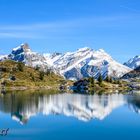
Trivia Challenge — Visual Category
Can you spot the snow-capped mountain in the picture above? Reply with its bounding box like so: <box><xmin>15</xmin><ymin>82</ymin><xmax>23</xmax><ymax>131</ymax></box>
<box><xmin>0</xmin><ymin>55</ymin><xmax>8</xmax><ymax>61</ymax></box>
<box><xmin>122</xmin><ymin>66</ymin><xmax>140</xmax><ymax>80</ymax></box>
<box><xmin>0</xmin><ymin>44</ymin><xmax>132</xmax><ymax>80</ymax></box>
<box><xmin>45</xmin><ymin>47</ymin><xmax>132</xmax><ymax>80</ymax></box>
<box><xmin>124</xmin><ymin>55</ymin><xmax>140</xmax><ymax>69</ymax></box>
<box><xmin>0</xmin><ymin>43</ymin><xmax>50</xmax><ymax>71</ymax></box>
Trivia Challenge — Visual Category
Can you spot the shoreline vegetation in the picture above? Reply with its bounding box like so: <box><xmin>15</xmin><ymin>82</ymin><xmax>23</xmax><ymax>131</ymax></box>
<box><xmin>72</xmin><ymin>77</ymin><xmax>132</xmax><ymax>94</ymax></box>
<box><xmin>0</xmin><ymin>60</ymin><xmax>139</xmax><ymax>94</ymax></box>
<box><xmin>0</xmin><ymin>60</ymin><xmax>71</xmax><ymax>91</ymax></box>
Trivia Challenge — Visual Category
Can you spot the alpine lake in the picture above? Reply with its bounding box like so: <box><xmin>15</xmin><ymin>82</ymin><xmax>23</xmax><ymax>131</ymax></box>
<box><xmin>0</xmin><ymin>89</ymin><xmax>140</xmax><ymax>140</ymax></box>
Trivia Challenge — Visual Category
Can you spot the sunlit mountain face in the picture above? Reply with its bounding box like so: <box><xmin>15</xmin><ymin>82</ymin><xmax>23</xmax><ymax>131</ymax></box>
<box><xmin>0</xmin><ymin>43</ymin><xmax>131</xmax><ymax>80</ymax></box>
<box><xmin>0</xmin><ymin>92</ymin><xmax>140</xmax><ymax>125</ymax></box>
<box><xmin>124</xmin><ymin>55</ymin><xmax>140</xmax><ymax>69</ymax></box>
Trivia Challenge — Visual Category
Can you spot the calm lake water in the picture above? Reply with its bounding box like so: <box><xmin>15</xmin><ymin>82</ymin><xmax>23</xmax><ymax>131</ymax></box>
<box><xmin>0</xmin><ymin>90</ymin><xmax>140</xmax><ymax>140</ymax></box>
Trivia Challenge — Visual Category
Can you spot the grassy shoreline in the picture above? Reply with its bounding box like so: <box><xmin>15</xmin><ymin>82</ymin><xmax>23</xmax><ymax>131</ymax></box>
<box><xmin>0</xmin><ymin>60</ymin><xmax>139</xmax><ymax>94</ymax></box>
<box><xmin>0</xmin><ymin>60</ymin><xmax>66</xmax><ymax>92</ymax></box>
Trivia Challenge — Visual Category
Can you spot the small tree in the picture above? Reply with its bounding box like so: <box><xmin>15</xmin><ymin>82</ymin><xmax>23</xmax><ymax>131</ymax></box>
<box><xmin>89</xmin><ymin>77</ymin><xmax>95</xmax><ymax>86</ymax></box>
<box><xmin>89</xmin><ymin>77</ymin><xmax>95</xmax><ymax>91</ymax></box>
<box><xmin>117</xmin><ymin>80</ymin><xmax>121</xmax><ymax>84</ymax></box>
<box><xmin>105</xmin><ymin>76</ymin><xmax>113</xmax><ymax>83</ymax></box>
<box><xmin>17</xmin><ymin>62</ymin><xmax>24</xmax><ymax>72</ymax></box>
<box><xmin>46</xmin><ymin>69</ymin><xmax>51</xmax><ymax>76</ymax></box>
<box><xmin>0</xmin><ymin>69</ymin><xmax>2</xmax><ymax>79</ymax></box>
<box><xmin>110</xmin><ymin>77</ymin><xmax>113</xmax><ymax>83</ymax></box>
<box><xmin>105</xmin><ymin>75</ymin><xmax>110</xmax><ymax>82</ymax></box>
<box><xmin>114</xmin><ymin>79</ymin><xmax>121</xmax><ymax>85</ymax></box>
<box><xmin>35</xmin><ymin>65</ymin><xmax>40</xmax><ymax>71</ymax></box>
<box><xmin>30</xmin><ymin>73</ymin><xmax>35</xmax><ymax>81</ymax></box>
<box><xmin>98</xmin><ymin>74</ymin><xmax>103</xmax><ymax>86</ymax></box>
<box><xmin>39</xmin><ymin>71</ymin><xmax>45</xmax><ymax>80</ymax></box>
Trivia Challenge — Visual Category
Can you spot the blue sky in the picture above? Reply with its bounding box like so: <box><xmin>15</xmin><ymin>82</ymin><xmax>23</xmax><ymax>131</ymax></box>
<box><xmin>0</xmin><ymin>0</ymin><xmax>140</xmax><ymax>63</ymax></box>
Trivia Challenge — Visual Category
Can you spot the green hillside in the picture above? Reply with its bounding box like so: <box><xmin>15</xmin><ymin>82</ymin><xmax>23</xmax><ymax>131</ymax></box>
<box><xmin>0</xmin><ymin>60</ymin><xmax>66</xmax><ymax>90</ymax></box>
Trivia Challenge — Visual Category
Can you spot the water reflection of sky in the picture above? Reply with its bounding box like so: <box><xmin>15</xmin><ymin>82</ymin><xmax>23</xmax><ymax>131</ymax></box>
<box><xmin>0</xmin><ymin>93</ymin><xmax>128</xmax><ymax>124</ymax></box>
<box><xmin>0</xmin><ymin>92</ymin><xmax>140</xmax><ymax>140</ymax></box>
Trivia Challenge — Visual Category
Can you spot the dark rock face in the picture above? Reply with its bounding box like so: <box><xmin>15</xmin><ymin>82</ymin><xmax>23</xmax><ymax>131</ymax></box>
<box><xmin>73</xmin><ymin>79</ymin><xmax>89</xmax><ymax>91</ymax></box>
<box><xmin>64</xmin><ymin>68</ymin><xmax>83</xmax><ymax>80</ymax></box>
<box><xmin>1</xmin><ymin>43</ymin><xmax>50</xmax><ymax>72</ymax></box>
<box><xmin>9</xmin><ymin>43</ymin><xmax>31</xmax><ymax>62</ymax></box>
<box><xmin>9</xmin><ymin>53</ymin><xmax>25</xmax><ymax>62</ymax></box>
<box><xmin>122</xmin><ymin>66</ymin><xmax>140</xmax><ymax>79</ymax></box>
<box><xmin>135</xmin><ymin>66</ymin><xmax>140</xmax><ymax>71</ymax></box>
<box><xmin>124</xmin><ymin>55</ymin><xmax>140</xmax><ymax>69</ymax></box>
<box><xmin>12</xmin><ymin>43</ymin><xmax>30</xmax><ymax>54</ymax></box>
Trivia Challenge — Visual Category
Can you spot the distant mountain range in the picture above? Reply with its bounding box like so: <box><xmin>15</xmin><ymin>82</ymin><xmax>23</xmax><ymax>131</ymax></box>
<box><xmin>124</xmin><ymin>55</ymin><xmax>140</xmax><ymax>69</ymax></box>
<box><xmin>123</xmin><ymin>56</ymin><xmax>140</xmax><ymax>80</ymax></box>
<box><xmin>1</xmin><ymin>43</ymin><xmax>140</xmax><ymax>80</ymax></box>
<box><xmin>122</xmin><ymin>66</ymin><xmax>140</xmax><ymax>79</ymax></box>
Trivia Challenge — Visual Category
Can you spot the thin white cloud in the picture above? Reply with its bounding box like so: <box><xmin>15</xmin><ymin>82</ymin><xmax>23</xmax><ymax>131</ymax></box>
<box><xmin>0</xmin><ymin>15</ymin><xmax>135</xmax><ymax>39</ymax></box>
<box><xmin>0</xmin><ymin>32</ymin><xmax>43</xmax><ymax>39</ymax></box>
<box><xmin>0</xmin><ymin>15</ymin><xmax>132</xmax><ymax>30</ymax></box>
<box><xmin>120</xmin><ymin>5</ymin><xmax>140</xmax><ymax>13</ymax></box>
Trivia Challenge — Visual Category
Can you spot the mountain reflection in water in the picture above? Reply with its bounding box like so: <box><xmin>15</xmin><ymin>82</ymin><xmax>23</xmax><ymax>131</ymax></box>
<box><xmin>0</xmin><ymin>92</ymin><xmax>140</xmax><ymax>125</ymax></box>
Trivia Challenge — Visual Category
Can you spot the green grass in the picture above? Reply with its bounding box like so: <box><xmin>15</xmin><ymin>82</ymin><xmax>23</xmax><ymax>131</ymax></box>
<box><xmin>74</xmin><ymin>78</ymin><xmax>131</xmax><ymax>94</ymax></box>
<box><xmin>0</xmin><ymin>60</ymin><xmax>65</xmax><ymax>90</ymax></box>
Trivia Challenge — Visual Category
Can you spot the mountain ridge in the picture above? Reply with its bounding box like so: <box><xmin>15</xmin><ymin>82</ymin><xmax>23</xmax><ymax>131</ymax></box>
<box><xmin>44</xmin><ymin>46</ymin><xmax>131</xmax><ymax>80</ymax></box>
<box><xmin>124</xmin><ymin>55</ymin><xmax>140</xmax><ymax>69</ymax></box>
<box><xmin>0</xmin><ymin>43</ymin><xmax>132</xmax><ymax>80</ymax></box>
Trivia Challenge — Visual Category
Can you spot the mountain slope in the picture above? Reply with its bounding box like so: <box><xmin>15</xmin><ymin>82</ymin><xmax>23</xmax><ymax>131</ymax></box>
<box><xmin>124</xmin><ymin>55</ymin><xmax>140</xmax><ymax>69</ymax></box>
<box><xmin>0</xmin><ymin>43</ymin><xmax>50</xmax><ymax>71</ymax></box>
<box><xmin>0</xmin><ymin>60</ymin><xmax>64</xmax><ymax>89</ymax></box>
<box><xmin>122</xmin><ymin>66</ymin><xmax>140</xmax><ymax>79</ymax></box>
<box><xmin>0</xmin><ymin>55</ymin><xmax>8</xmax><ymax>61</ymax></box>
<box><xmin>0</xmin><ymin>44</ymin><xmax>132</xmax><ymax>80</ymax></box>
<box><xmin>45</xmin><ymin>47</ymin><xmax>132</xmax><ymax>80</ymax></box>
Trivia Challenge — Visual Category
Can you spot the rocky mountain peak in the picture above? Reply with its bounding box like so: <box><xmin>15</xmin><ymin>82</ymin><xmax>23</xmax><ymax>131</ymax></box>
<box><xmin>77</xmin><ymin>47</ymin><xmax>91</xmax><ymax>52</ymax></box>
<box><xmin>0</xmin><ymin>44</ymin><xmax>132</xmax><ymax>80</ymax></box>
<box><xmin>44</xmin><ymin>47</ymin><xmax>131</xmax><ymax>80</ymax></box>
<box><xmin>124</xmin><ymin>55</ymin><xmax>140</xmax><ymax>69</ymax></box>
<box><xmin>12</xmin><ymin>43</ymin><xmax>31</xmax><ymax>55</ymax></box>
<box><xmin>21</xmin><ymin>43</ymin><xmax>31</xmax><ymax>53</ymax></box>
